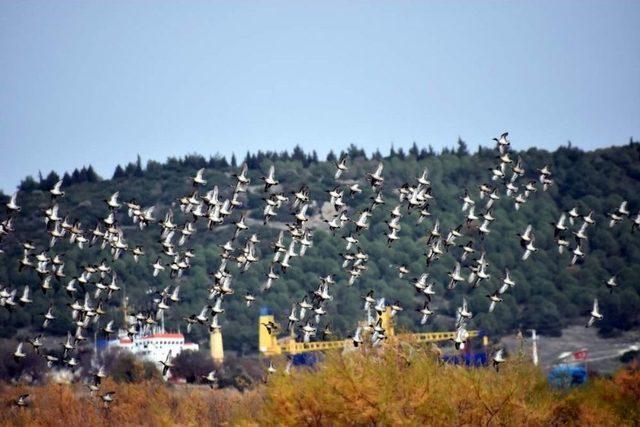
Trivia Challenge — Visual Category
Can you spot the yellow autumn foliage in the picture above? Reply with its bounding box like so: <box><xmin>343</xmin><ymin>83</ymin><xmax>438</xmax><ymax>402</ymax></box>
<box><xmin>242</xmin><ymin>341</ymin><xmax>640</xmax><ymax>426</ymax></box>
<box><xmin>1</xmin><ymin>342</ymin><xmax>639</xmax><ymax>426</ymax></box>
<box><xmin>0</xmin><ymin>380</ymin><xmax>260</xmax><ymax>427</ymax></box>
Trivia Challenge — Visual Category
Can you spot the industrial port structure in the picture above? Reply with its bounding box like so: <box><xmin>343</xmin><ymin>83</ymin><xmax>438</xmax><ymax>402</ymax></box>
<box><xmin>209</xmin><ymin>307</ymin><xmax>484</xmax><ymax>362</ymax></box>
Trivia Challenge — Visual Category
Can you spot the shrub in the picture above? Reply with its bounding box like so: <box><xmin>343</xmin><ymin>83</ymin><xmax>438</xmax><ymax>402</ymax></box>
<box><xmin>102</xmin><ymin>349</ymin><xmax>160</xmax><ymax>383</ymax></box>
<box><xmin>171</xmin><ymin>350</ymin><xmax>215</xmax><ymax>384</ymax></box>
<box><xmin>0</xmin><ymin>341</ymin><xmax>48</xmax><ymax>384</ymax></box>
<box><xmin>239</xmin><ymin>340</ymin><xmax>633</xmax><ymax>425</ymax></box>
<box><xmin>0</xmin><ymin>343</ymin><xmax>639</xmax><ymax>425</ymax></box>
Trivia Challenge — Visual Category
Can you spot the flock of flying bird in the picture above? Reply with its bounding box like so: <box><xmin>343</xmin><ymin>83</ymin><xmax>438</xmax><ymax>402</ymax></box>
<box><xmin>1</xmin><ymin>131</ymin><xmax>639</xmax><ymax>407</ymax></box>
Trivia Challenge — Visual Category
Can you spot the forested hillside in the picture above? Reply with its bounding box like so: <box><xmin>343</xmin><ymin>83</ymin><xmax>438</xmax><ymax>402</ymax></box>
<box><xmin>1</xmin><ymin>140</ymin><xmax>639</xmax><ymax>353</ymax></box>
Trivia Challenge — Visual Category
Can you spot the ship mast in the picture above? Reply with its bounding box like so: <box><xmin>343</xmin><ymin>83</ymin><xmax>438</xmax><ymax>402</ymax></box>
<box><xmin>121</xmin><ymin>282</ymin><xmax>128</xmax><ymax>325</ymax></box>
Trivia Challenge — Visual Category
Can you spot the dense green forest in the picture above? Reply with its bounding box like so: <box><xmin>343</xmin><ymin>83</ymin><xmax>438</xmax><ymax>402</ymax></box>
<box><xmin>1</xmin><ymin>140</ymin><xmax>639</xmax><ymax>354</ymax></box>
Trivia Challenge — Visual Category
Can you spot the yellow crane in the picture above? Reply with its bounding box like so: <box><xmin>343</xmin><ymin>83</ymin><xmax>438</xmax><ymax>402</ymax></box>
<box><xmin>210</xmin><ymin>307</ymin><xmax>486</xmax><ymax>362</ymax></box>
<box><xmin>258</xmin><ymin>307</ymin><xmax>483</xmax><ymax>356</ymax></box>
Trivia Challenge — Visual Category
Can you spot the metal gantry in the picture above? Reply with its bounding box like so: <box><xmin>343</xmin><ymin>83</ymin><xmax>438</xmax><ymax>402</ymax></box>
<box><xmin>257</xmin><ymin>307</ymin><xmax>481</xmax><ymax>357</ymax></box>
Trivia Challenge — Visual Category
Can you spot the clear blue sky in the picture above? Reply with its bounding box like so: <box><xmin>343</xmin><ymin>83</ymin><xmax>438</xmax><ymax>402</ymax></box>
<box><xmin>1</xmin><ymin>1</ymin><xmax>639</xmax><ymax>192</ymax></box>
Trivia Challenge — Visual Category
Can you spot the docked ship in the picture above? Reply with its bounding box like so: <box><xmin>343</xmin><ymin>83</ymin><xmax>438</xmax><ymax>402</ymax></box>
<box><xmin>106</xmin><ymin>297</ymin><xmax>199</xmax><ymax>366</ymax></box>
<box><xmin>108</xmin><ymin>325</ymin><xmax>199</xmax><ymax>366</ymax></box>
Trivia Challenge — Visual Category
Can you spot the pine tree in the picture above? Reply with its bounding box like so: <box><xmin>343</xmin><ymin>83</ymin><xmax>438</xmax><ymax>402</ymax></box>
<box><xmin>71</xmin><ymin>168</ymin><xmax>82</xmax><ymax>183</ymax></box>
<box><xmin>134</xmin><ymin>155</ymin><xmax>144</xmax><ymax>177</ymax></box>
<box><xmin>86</xmin><ymin>165</ymin><xmax>101</xmax><ymax>182</ymax></box>
<box><xmin>409</xmin><ymin>142</ymin><xmax>419</xmax><ymax>158</ymax></box>
<box><xmin>347</xmin><ymin>144</ymin><xmax>366</xmax><ymax>160</ymax></box>
<box><xmin>292</xmin><ymin>145</ymin><xmax>305</xmax><ymax>162</ymax></box>
<box><xmin>19</xmin><ymin>175</ymin><xmax>39</xmax><ymax>192</ymax></box>
<box><xmin>40</xmin><ymin>171</ymin><xmax>60</xmax><ymax>191</ymax></box>
<box><xmin>113</xmin><ymin>165</ymin><xmax>126</xmax><ymax>179</ymax></box>
<box><xmin>388</xmin><ymin>144</ymin><xmax>396</xmax><ymax>159</ymax></box>
<box><xmin>456</xmin><ymin>137</ymin><xmax>469</xmax><ymax>156</ymax></box>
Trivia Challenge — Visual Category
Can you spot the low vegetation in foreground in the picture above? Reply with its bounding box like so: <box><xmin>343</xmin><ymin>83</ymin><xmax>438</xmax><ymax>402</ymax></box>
<box><xmin>1</xmin><ymin>342</ymin><xmax>639</xmax><ymax>426</ymax></box>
